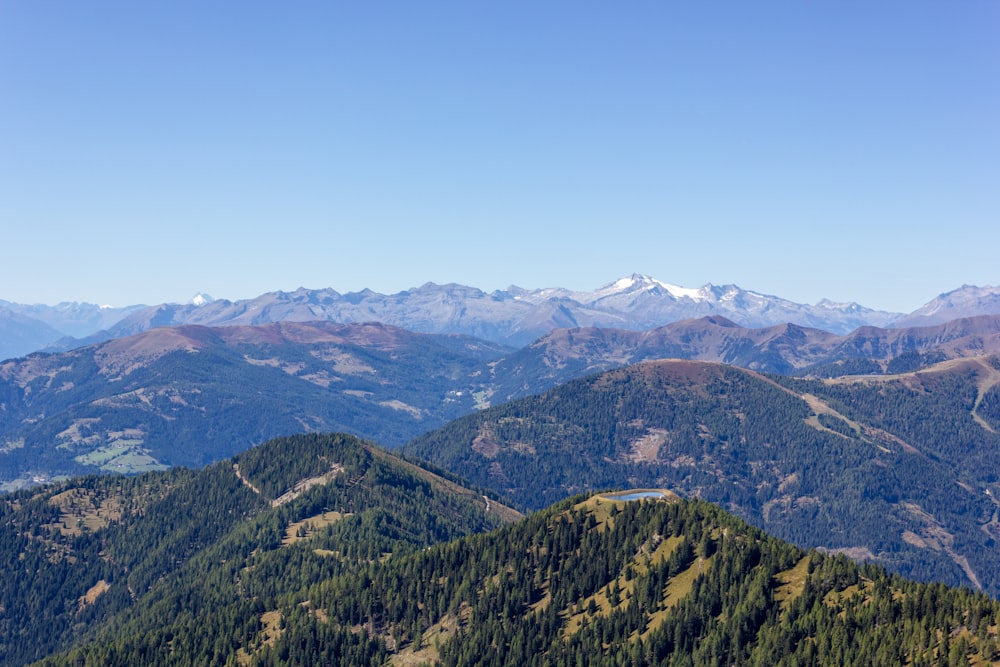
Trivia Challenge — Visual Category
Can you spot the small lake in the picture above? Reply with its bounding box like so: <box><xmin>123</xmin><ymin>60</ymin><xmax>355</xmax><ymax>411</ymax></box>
<box><xmin>604</xmin><ymin>491</ymin><xmax>668</xmax><ymax>501</ymax></box>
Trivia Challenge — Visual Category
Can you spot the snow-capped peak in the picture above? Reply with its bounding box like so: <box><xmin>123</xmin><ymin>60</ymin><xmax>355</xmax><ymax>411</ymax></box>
<box><xmin>597</xmin><ymin>274</ymin><xmax>707</xmax><ymax>302</ymax></box>
<box><xmin>189</xmin><ymin>293</ymin><xmax>214</xmax><ymax>307</ymax></box>
<box><xmin>816</xmin><ymin>299</ymin><xmax>863</xmax><ymax>313</ymax></box>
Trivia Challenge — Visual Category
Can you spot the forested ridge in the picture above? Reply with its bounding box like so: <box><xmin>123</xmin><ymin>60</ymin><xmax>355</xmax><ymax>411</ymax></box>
<box><xmin>0</xmin><ymin>433</ymin><xmax>516</xmax><ymax>666</ymax></box>
<box><xmin>405</xmin><ymin>357</ymin><xmax>1000</xmax><ymax>596</ymax></box>
<box><xmin>36</xmin><ymin>491</ymin><xmax>1000</xmax><ymax>666</ymax></box>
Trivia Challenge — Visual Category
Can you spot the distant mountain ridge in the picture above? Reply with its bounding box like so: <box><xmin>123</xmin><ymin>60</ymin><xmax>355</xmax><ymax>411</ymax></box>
<box><xmin>487</xmin><ymin>313</ymin><xmax>1000</xmax><ymax>400</ymax></box>
<box><xmin>0</xmin><ymin>300</ymin><xmax>143</xmax><ymax>360</ymax></box>
<box><xmin>84</xmin><ymin>274</ymin><xmax>905</xmax><ymax>348</ymax></box>
<box><xmin>5</xmin><ymin>314</ymin><xmax>1000</xmax><ymax>490</ymax></box>
<box><xmin>893</xmin><ymin>284</ymin><xmax>1000</xmax><ymax>328</ymax></box>
<box><xmin>7</xmin><ymin>277</ymin><xmax>999</xmax><ymax>359</ymax></box>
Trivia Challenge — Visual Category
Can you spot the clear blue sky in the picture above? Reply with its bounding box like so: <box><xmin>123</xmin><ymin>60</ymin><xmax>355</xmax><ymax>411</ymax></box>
<box><xmin>1</xmin><ymin>2</ymin><xmax>996</xmax><ymax>312</ymax></box>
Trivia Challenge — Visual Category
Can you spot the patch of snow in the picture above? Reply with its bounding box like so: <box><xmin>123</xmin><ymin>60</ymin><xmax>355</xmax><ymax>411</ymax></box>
<box><xmin>719</xmin><ymin>288</ymin><xmax>740</xmax><ymax>302</ymax></box>
<box><xmin>816</xmin><ymin>299</ymin><xmax>862</xmax><ymax>312</ymax></box>
<box><xmin>660</xmin><ymin>282</ymin><xmax>705</xmax><ymax>301</ymax></box>
<box><xmin>611</xmin><ymin>276</ymin><xmax>639</xmax><ymax>291</ymax></box>
<box><xmin>592</xmin><ymin>274</ymin><xmax>708</xmax><ymax>302</ymax></box>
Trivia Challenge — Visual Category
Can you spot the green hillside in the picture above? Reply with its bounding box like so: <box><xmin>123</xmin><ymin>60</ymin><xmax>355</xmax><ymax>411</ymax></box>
<box><xmin>38</xmin><ymin>490</ymin><xmax>1000</xmax><ymax>666</ymax></box>
<box><xmin>0</xmin><ymin>433</ymin><xmax>518</xmax><ymax>666</ymax></box>
<box><xmin>405</xmin><ymin>357</ymin><xmax>1000</xmax><ymax>597</ymax></box>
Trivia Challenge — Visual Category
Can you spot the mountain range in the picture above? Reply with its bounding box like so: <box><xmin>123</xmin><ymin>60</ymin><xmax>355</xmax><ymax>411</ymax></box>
<box><xmin>4</xmin><ymin>277</ymin><xmax>1000</xmax><ymax>360</ymax></box>
<box><xmin>0</xmin><ymin>321</ymin><xmax>510</xmax><ymax>489</ymax></box>
<box><xmin>486</xmin><ymin>313</ymin><xmax>1000</xmax><ymax>399</ymax></box>
<box><xmin>5</xmin><ymin>314</ymin><xmax>1000</xmax><ymax>491</ymax></box>
<box><xmin>0</xmin><ymin>300</ymin><xmax>142</xmax><ymax>360</ymax></box>
<box><xmin>5</xmin><ymin>311</ymin><xmax>1000</xmax><ymax>596</ymax></box>
<box><xmin>5</xmin><ymin>278</ymin><xmax>1000</xmax><ymax>664</ymax></box>
<box><xmin>0</xmin><ymin>316</ymin><xmax>1000</xmax><ymax>489</ymax></box>
<box><xmin>4</xmin><ymin>433</ymin><xmax>999</xmax><ymax>666</ymax></box>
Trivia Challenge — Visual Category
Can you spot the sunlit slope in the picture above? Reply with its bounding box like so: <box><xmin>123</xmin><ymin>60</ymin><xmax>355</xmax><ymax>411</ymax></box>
<box><xmin>0</xmin><ymin>433</ymin><xmax>519</xmax><ymax>666</ymax></box>
<box><xmin>48</xmin><ymin>492</ymin><xmax>1000</xmax><ymax>666</ymax></box>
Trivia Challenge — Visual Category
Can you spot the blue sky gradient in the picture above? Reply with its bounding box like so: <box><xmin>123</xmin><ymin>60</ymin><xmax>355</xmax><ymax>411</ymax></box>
<box><xmin>1</xmin><ymin>2</ymin><xmax>996</xmax><ymax>312</ymax></box>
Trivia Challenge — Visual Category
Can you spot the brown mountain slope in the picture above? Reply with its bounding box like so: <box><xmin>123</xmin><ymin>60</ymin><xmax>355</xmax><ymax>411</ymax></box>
<box><xmin>487</xmin><ymin>314</ymin><xmax>1000</xmax><ymax>403</ymax></box>
<box><xmin>0</xmin><ymin>322</ymin><xmax>510</xmax><ymax>488</ymax></box>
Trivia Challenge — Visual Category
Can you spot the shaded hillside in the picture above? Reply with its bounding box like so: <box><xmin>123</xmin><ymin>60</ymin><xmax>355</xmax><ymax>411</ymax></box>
<box><xmin>0</xmin><ymin>321</ymin><xmax>509</xmax><ymax>488</ymax></box>
<box><xmin>406</xmin><ymin>358</ymin><xmax>1000</xmax><ymax>596</ymax></box>
<box><xmin>38</xmin><ymin>492</ymin><xmax>1000</xmax><ymax>666</ymax></box>
<box><xmin>0</xmin><ymin>433</ymin><xmax>518</xmax><ymax>666</ymax></box>
<box><xmin>0</xmin><ymin>306</ymin><xmax>64</xmax><ymax>362</ymax></box>
<box><xmin>0</xmin><ymin>301</ymin><xmax>141</xmax><ymax>361</ymax></box>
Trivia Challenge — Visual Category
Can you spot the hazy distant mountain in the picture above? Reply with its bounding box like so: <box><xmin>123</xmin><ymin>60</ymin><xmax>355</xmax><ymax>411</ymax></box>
<box><xmin>0</xmin><ymin>300</ymin><xmax>144</xmax><ymax>359</ymax></box>
<box><xmin>891</xmin><ymin>284</ymin><xmax>1000</xmax><ymax>328</ymax></box>
<box><xmin>0</xmin><ymin>300</ymin><xmax>142</xmax><ymax>338</ymax></box>
<box><xmin>0</xmin><ymin>306</ymin><xmax>64</xmax><ymax>361</ymax></box>
<box><xmin>13</xmin><ymin>277</ymin><xmax>1000</xmax><ymax>359</ymax></box>
<box><xmin>36</xmin><ymin>274</ymin><xmax>901</xmax><ymax>351</ymax></box>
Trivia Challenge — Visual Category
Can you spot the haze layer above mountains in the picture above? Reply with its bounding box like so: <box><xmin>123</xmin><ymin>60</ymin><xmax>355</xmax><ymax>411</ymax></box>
<box><xmin>3</xmin><ymin>275</ymin><xmax>999</xmax><ymax>361</ymax></box>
